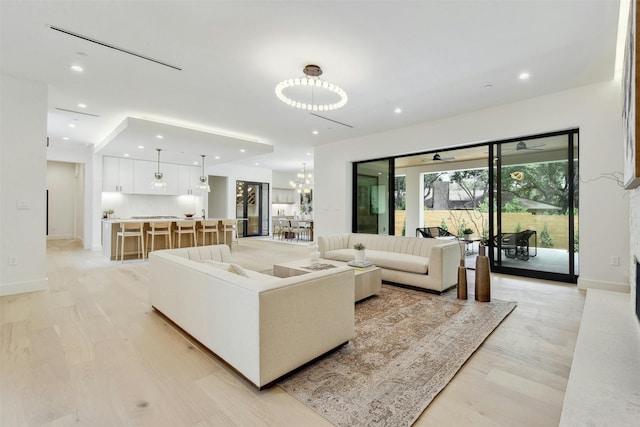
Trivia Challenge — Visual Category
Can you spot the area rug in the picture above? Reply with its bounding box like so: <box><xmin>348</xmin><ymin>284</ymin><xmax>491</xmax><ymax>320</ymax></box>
<box><xmin>278</xmin><ymin>285</ymin><xmax>516</xmax><ymax>427</ymax></box>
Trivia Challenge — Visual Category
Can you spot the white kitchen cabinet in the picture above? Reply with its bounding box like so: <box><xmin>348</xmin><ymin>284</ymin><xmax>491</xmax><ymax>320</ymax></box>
<box><xmin>134</xmin><ymin>159</ymin><xmax>179</xmax><ymax>195</ymax></box>
<box><xmin>178</xmin><ymin>165</ymin><xmax>201</xmax><ymax>195</ymax></box>
<box><xmin>102</xmin><ymin>156</ymin><xmax>134</xmax><ymax>193</ymax></box>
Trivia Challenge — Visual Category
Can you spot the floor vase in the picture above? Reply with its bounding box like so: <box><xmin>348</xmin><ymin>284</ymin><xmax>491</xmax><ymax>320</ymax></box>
<box><xmin>475</xmin><ymin>245</ymin><xmax>491</xmax><ymax>302</ymax></box>
<box><xmin>457</xmin><ymin>260</ymin><xmax>467</xmax><ymax>300</ymax></box>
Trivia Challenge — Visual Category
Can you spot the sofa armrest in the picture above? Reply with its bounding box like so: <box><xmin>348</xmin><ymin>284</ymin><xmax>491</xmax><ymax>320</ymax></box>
<box><xmin>427</xmin><ymin>241</ymin><xmax>462</xmax><ymax>290</ymax></box>
<box><xmin>318</xmin><ymin>233</ymin><xmax>351</xmax><ymax>257</ymax></box>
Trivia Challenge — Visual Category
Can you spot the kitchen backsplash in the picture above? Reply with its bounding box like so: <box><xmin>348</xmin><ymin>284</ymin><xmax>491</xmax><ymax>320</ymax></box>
<box><xmin>102</xmin><ymin>192</ymin><xmax>203</xmax><ymax>219</ymax></box>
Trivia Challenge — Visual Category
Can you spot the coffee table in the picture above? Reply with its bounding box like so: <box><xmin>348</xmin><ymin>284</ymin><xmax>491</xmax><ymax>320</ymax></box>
<box><xmin>273</xmin><ymin>258</ymin><xmax>382</xmax><ymax>302</ymax></box>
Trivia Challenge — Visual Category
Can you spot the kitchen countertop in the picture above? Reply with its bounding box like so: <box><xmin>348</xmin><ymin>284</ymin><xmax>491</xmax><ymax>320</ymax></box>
<box><xmin>102</xmin><ymin>217</ymin><xmax>204</xmax><ymax>223</ymax></box>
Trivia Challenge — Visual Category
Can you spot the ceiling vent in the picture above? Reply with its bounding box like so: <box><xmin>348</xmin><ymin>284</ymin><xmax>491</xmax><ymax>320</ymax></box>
<box><xmin>49</xmin><ymin>25</ymin><xmax>182</xmax><ymax>71</ymax></box>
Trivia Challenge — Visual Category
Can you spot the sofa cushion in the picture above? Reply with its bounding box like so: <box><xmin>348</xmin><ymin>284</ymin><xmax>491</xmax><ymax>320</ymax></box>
<box><xmin>323</xmin><ymin>249</ymin><xmax>428</xmax><ymax>274</ymax></box>
<box><xmin>365</xmin><ymin>250</ymin><xmax>428</xmax><ymax>274</ymax></box>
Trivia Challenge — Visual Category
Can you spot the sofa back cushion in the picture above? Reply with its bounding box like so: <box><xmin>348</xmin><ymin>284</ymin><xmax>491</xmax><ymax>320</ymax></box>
<box><xmin>347</xmin><ymin>233</ymin><xmax>438</xmax><ymax>257</ymax></box>
<box><xmin>160</xmin><ymin>244</ymin><xmax>232</xmax><ymax>262</ymax></box>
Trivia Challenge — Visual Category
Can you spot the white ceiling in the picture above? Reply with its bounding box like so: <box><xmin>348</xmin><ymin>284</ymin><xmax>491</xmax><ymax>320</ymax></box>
<box><xmin>0</xmin><ymin>1</ymin><xmax>622</xmax><ymax>174</ymax></box>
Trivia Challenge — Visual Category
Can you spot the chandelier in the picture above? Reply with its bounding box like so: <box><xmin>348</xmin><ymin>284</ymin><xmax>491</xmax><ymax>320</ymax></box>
<box><xmin>290</xmin><ymin>163</ymin><xmax>313</xmax><ymax>194</ymax></box>
<box><xmin>275</xmin><ymin>64</ymin><xmax>348</xmax><ymax>111</ymax></box>
<box><xmin>151</xmin><ymin>148</ymin><xmax>167</xmax><ymax>190</ymax></box>
<box><xmin>195</xmin><ymin>154</ymin><xmax>210</xmax><ymax>192</ymax></box>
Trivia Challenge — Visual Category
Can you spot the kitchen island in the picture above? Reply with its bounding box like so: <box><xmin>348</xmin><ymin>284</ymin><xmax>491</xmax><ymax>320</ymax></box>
<box><xmin>102</xmin><ymin>217</ymin><xmax>239</xmax><ymax>260</ymax></box>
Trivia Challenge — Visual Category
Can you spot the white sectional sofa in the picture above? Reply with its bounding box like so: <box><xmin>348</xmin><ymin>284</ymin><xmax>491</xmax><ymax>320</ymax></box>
<box><xmin>148</xmin><ymin>245</ymin><xmax>355</xmax><ymax>389</ymax></box>
<box><xmin>318</xmin><ymin>233</ymin><xmax>461</xmax><ymax>293</ymax></box>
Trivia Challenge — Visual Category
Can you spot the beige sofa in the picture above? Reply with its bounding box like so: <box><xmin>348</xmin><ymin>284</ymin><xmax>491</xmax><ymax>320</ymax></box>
<box><xmin>318</xmin><ymin>233</ymin><xmax>461</xmax><ymax>293</ymax></box>
<box><xmin>148</xmin><ymin>245</ymin><xmax>355</xmax><ymax>389</ymax></box>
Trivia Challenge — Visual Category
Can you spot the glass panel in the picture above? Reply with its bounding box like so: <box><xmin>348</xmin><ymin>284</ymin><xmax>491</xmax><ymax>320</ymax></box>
<box><xmin>354</xmin><ymin>160</ymin><xmax>390</xmax><ymax>234</ymax></box>
<box><xmin>245</xmin><ymin>183</ymin><xmax>260</xmax><ymax>236</ymax></box>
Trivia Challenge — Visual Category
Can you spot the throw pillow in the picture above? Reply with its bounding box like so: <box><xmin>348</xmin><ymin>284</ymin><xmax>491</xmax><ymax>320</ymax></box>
<box><xmin>228</xmin><ymin>263</ymin><xmax>250</xmax><ymax>277</ymax></box>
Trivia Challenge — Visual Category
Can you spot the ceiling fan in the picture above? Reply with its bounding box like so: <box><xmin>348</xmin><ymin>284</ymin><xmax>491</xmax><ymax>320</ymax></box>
<box><xmin>514</xmin><ymin>141</ymin><xmax>545</xmax><ymax>151</ymax></box>
<box><xmin>431</xmin><ymin>152</ymin><xmax>455</xmax><ymax>162</ymax></box>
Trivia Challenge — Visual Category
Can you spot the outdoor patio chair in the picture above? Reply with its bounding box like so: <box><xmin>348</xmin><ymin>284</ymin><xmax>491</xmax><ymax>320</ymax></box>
<box><xmin>415</xmin><ymin>226</ymin><xmax>455</xmax><ymax>238</ymax></box>
<box><xmin>495</xmin><ymin>229</ymin><xmax>537</xmax><ymax>261</ymax></box>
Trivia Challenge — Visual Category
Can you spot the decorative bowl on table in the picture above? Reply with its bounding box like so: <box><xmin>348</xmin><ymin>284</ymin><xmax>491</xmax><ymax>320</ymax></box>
<box><xmin>184</xmin><ymin>213</ymin><xmax>195</xmax><ymax>219</ymax></box>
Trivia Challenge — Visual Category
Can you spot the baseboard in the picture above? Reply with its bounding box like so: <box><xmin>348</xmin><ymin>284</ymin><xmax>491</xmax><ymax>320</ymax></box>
<box><xmin>46</xmin><ymin>234</ymin><xmax>74</xmax><ymax>240</ymax></box>
<box><xmin>577</xmin><ymin>278</ymin><xmax>630</xmax><ymax>293</ymax></box>
<box><xmin>0</xmin><ymin>277</ymin><xmax>48</xmax><ymax>296</ymax></box>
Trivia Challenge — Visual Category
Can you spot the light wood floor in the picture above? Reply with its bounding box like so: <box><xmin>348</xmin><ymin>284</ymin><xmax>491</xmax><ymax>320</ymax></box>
<box><xmin>1</xmin><ymin>238</ymin><xmax>585</xmax><ymax>426</ymax></box>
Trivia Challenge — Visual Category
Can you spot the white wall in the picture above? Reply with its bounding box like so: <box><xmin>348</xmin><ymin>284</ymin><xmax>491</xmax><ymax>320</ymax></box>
<box><xmin>315</xmin><ymin>80</ymin><xmax>629</xmax><ymax>291</ymax></box>
<box><xmin>0</xmin><ymin>74</ymin><xmax>48</xmax><ymax>296</ymax></box>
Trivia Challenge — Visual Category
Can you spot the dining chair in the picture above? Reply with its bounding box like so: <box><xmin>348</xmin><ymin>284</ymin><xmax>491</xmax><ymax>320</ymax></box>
<box><xmin>174</xmin><ymin>220</ymin><xmax>197</xmax><ymax>248</ymax></box>
<box><xmin>272</xmin><ymin>218</ymin><xmax>284</xmax><ymax>240</ymax></box>
<box><xmin>289</xmin><ymin>219</ymin><xmax>308</xmax><ymax>242</ymax></box>
<box><xmin>145</xmin><ymin>221</ymin><xmax>172</xmax><ymax>257</ymax></box>
<box><xmin>115</xmin><ymin>222</ymin><xmax>145</xmax><ymax>262</ymax></box>
<box><xmin>279</xmin><ymin>218</ymin><xmax>292</xmax><ymax>240</ymax></box>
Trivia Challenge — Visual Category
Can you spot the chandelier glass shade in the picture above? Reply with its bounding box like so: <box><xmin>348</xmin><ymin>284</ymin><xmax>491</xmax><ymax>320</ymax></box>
<box><xmin>151</xmin><ymin>148</ymin><xmax>167</xmax><ymax>190</ymax></box>
<box><xmin>195</xmin><ymin>154</ymin><xmax>210</xmax><ymax>192</ymax></box>
<box><xmin>275</xmin><ymin>64</ymin><xmax>347</xmax><ymax>111</ymax></box>
<box><xmin>290</xmin><ymin>163</ymin><xmax>313</xmax><ymax>194</ymax></box>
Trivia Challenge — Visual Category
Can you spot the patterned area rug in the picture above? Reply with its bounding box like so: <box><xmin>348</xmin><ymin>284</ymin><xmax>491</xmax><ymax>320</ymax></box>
<box><xmin>278</xmin><ymin>285</ymin><xmax>516</xmax><ymax>427</ymax></box>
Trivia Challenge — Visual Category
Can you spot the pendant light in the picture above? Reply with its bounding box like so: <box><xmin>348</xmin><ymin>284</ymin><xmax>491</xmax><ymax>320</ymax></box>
<box><xmin>289</xmin><ymin>162</ymin><xmax>313</xmax><ymax>194</ymax></box>
<box><xmin>151</xmin><ymin>148</ymin><xmax>167</xmax><ymax>190</ymax></box>
<box><xmin>195</xmin><ymin>154</ymin><xmax>210</xmax><ymax>192</ymax></box>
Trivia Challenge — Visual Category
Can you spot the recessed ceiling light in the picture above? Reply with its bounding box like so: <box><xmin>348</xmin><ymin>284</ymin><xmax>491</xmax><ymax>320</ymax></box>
<box><xmin>214</xmin><ymin>156</ymin><xmax>220</xmax><ymax>159</ymax></box>
<box><xmin>519</xmin><ymin>72</ymin><xmax>530</xmax><ymax>80</ymax></box>
<box><xmin>193</xmin><ymin>161</ymin><xmax>198</xmax><ymax>165</ymax></box>
<box><xmin>156</xmin><ymin>134</ymin><xmax>163</xmax><ymax>139</ymax></box>
<box><xmin>124</xmin><ymin>153</ymin><xmax>130</xmax><ymax>157</ymax></box>
<box><xmin>394</xmin><ymin>107</ymin><xmax>402</xmax><ymax>114</ymax></box>
<box><xmin>68</xmin><ymin>123</ymin><xmax>76</xmax><ymax>128</ymax></box>
<box><xmin>70</xmin><ymin>65</ymin><xmax>84</xmax><ymax>72</ymax></box>
<box><xmin>307</xmin><ymin>152</ymin><xmax>311</xmax><ymax>156</ymax></box>
<box><xmin>77</xmin><ymin>103</ymin><xmax>87</xmax><ymax>108</ymax></box>
<box><xmin>255</xmin><ymin>162</ymin><xmax>259</xmax><ymax>166</ymax></box>
<box><xmin>138</xmin><ymin>145</ymin><xmax>144</xmax><ymax>149</ymax></box>
<box><xmin>62</xmin><ymin>137</ymin><xmax>69</xmax><ymax>140</ymax></box>
<box><xmin>312</xmin><ymin>130</ymin><xmax>319</xmax><ymax>135</ymax></box>
<box><xmin>240</xmin><ymin>149</ymin><xmax>246</xmax><ymax>153</ymax></box>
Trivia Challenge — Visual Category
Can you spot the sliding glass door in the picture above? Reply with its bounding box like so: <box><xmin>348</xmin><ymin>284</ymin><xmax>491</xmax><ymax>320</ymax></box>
<box><xmin>352</xmin><ymin>128</ymin><xmax>579</xmax><ymax>283</ymax></box>
<box><xmin>491</xmin><ymin>130</ymin><xmax>579</xmax><ymax>282</ymax></box>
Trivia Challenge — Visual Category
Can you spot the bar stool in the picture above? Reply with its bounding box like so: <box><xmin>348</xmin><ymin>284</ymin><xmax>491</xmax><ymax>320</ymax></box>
<box><xmin>174</xmin><ymin>220</ymin><xmax>197</xmax><ymax>248</ymax></box>
<box><xmin>198</xmin><ymin>220</ymin><xmax>219</xmax><ymax>246</ymax></box>
<box><xmin>115</xmin><ymin>222</ymin><xmax>145</xmax><ymax>262</ymax></box>
<box><xmin>146</xmin><ymin>221</ymin><xmax>172</xmax><ymax>257</ymax></box>
<box><xmin>220</xmin><ymin>219</ymin><xmax>239</xmax><ymax>251</ymax></box>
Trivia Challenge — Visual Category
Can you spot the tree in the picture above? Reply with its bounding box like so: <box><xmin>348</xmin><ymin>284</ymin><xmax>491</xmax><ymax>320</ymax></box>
<box><xmin>449</xmin><ymin>170</ymin><xmax>489</xmax><ymax>209</ymax></box>
<box><xmin>501</xmin><ymin>162</ymin><xmax>571</xmax><ymax>214</ymax></box>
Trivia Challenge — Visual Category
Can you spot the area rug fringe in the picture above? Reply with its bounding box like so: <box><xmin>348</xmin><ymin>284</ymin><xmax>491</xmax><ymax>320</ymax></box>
<box><xmin>278</xmin><ymin>285</ymin><xmax>516</xmax><ymax>427</ymax></box>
